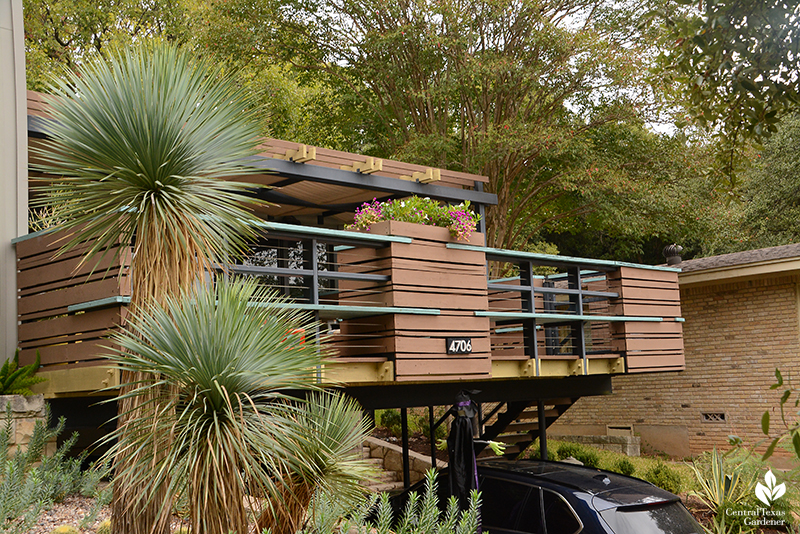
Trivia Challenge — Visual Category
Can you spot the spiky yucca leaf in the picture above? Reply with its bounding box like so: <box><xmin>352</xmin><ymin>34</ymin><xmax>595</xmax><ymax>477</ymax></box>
<box><xmin>256</xmin><ymin>391</ymin><xmax>376</xmax><ymax>534</ymax></box>
<box><xmin>31</xmin><ymin>43</ymin><xmax>266</xmax><ymax>309</ymax></box>
<box><xmin>101</xmin><ymin>278</ymin><xmax>346</xmax><ymax>534</ymax></box>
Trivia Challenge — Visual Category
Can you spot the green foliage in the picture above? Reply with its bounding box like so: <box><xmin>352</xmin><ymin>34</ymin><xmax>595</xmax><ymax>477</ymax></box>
<box><xmin>379</xmin><ymin>409</ymin><xmax>403</xmax><ymax>438</ymax></box>
<box><xmin>49</xmin><ymin>527</ymin><xmax>80</xmax><ymax>534</ymax></box>
<box><xmin>643</xmin><ymin>460</ymin><xmax>682</xmax><ymax>494</ymax></box>
<box><xmin>688</xmin><ymin>449</ymin><xmax>757</xmax><ymax>512</ymax></box>
<box><xmin>416</xmin><ymin>410</ymin><xmax>447</xmax><ymax>442</ymax></box>
<box><xmin>23</xmin><ymin>0</ymin><xmax>189</xmax><ymax>91</ymax></box>
<box><xmin>102</xmin><ymin>278</ymin><xmax>373</xmax><ymax>534</ymax></box>
<box><xmin>702</xmin><ymin>505</ymin><xmax>757</xmax><ymax>534</ymax></box>
<box><xmin>610</xmin><ymin>458</ymin><xmax>636</xmax><ymax>477</ymax></box>
<box><xmin>213</xmin><ymin>0</ymin><xmax>669</xmax><ymax>253</ymax></box>
<box><xmin>736</xmin><ymin>115</ymin><xmax>800</xmax><ymax>249</ymax></box>
<box><xmin>0</xmin><ymin>350</ymin><xmax>46</xmax><ymax>396</ymax></box>
<box><xmin>31</xmin><ymin>43</ymin><xmax>267</xmax><ymax>311</ymax></box>
<box><xmin>0</xmin><ymin>404</ymin><xmax>98</xmax><ymax>534</ymax></box>
<box><xmin>301</xmin><ymin>470</ymin><xmax>482</xmax><ymax>534</ymax></box>
<box><xmin>759</xmin><ymin>368</ymin><xmax>800</xmax><ymax>461</ymax></box>
<box><xmin>555</xmin><ymin>443</ymin><xmax>600</xmax><ymax>468</ymax></box>
<box><xmin>95</xmin><ymin>520</ymin><xmax>111</xmax><ymax>534</ymax></box>
<box><xmin>654</xmin><ymin>0</ymin><xmax>800</xmax><ymax>188</ymax></box>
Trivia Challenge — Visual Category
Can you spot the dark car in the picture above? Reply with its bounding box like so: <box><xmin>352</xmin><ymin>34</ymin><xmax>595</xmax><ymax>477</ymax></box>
<box><xmin>393</xmin><ymin>460</ymin><xmax>703</xmax><ymax>534</ymax></box>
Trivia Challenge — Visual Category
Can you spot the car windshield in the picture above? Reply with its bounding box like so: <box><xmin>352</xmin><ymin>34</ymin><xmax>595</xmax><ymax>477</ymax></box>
<box><xmin>599</xmin><ymin>502</ymin><xmax>704</xmax><ymax>534</ymax></box>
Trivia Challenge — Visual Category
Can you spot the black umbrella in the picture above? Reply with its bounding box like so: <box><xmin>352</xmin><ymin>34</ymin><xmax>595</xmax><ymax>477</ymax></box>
<box><xmin>447</xmin><ymin>390</ymin><xmax>480</xmax><ymax>512</ymax></box>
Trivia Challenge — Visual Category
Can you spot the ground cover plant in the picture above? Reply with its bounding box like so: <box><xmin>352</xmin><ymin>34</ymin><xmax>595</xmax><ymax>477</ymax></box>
<box><xmin>0</xmin><ymin>405</ymin><xmax>108</xmax><ymax>534</ymax></box>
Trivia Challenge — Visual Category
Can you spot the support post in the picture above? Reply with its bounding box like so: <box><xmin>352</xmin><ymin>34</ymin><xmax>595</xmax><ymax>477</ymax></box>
<box><xmin>401</xmin><ymin>407</ymin><xmax>411</xmax><ymax>489</ymax></box>
<box><xmin>429</xmin><ymin>405</ymin><xmax>437</xmax><ymax>469</ymax></box>
<box><xmin>538</xmin><ymin>399</ymin><xmax>548</xmax><ymax>461</ymax></box>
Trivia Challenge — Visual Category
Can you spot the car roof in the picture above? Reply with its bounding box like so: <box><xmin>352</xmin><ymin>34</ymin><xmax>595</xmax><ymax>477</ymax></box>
<box><xmin>476</xmin><ymin>460</ymin><xmax>680</xmax><ymax>509</ymax></box>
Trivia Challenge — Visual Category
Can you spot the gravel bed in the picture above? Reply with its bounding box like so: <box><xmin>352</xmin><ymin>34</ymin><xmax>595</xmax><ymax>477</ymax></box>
<box><xmin>27</xmin><ymin>494</ymin><xmax>190</xmax><ymax>534</ymax></box>
<box><xmin>27</xmin><ymin>494</ymin><xmax>110</xmax><ymax>534</ymax></box>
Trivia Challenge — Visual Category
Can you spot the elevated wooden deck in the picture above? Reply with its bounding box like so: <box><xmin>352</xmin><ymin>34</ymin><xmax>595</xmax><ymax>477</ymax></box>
<box><xmin>14</xmin><ymin>221</ymin><xmax>684</xmax><ymax>398</ymax></box>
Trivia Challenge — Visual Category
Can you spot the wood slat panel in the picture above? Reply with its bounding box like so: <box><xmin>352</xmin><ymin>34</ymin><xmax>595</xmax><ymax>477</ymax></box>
<box><xmin>18</xmin><ymin>278</ymin><xmax>126</xmax><ymax>317</ymax></box>
<box><xmin>19</xmin><ymin>307</ymin><xmax>125</xmax><ymax>343</ymax></box>
<box><xmin>19</xmin><ymin>340</ymin><xmax>114</xmax><ymax>368</ymax></box>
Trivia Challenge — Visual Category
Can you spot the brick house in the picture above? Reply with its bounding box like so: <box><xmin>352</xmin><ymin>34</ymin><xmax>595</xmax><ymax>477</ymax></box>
<box><xmin>552</xmin><ymin>244</ymin><xmax>800</xmax><ymax>460</ymax></box>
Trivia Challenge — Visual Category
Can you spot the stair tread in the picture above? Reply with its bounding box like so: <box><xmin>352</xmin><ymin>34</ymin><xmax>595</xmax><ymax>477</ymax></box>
<box><xmin>366</xmin><ymin>481</ymin><xmax>406</xmax><ymax>493</ymax></box>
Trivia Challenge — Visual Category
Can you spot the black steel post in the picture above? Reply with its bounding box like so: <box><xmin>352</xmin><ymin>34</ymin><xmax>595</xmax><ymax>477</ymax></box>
<box><xmin>401</xmin><ymin>407</ymin><xmax>411</xmax><ymax>489</ymax></box>
<box><xmin>428</xmin><ymin>405</ymin><xmax>437</xmax><ymax>469</ymax></box>
<box><xmin>538</xmin><ymin>399</ymin><xmax>548</xmax><ymax>460</ymax></box>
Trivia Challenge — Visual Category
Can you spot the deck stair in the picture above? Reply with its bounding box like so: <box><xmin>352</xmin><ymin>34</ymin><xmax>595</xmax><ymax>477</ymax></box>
<box><xmin>479</xmin><ymin>398</ymin><xmax>577</xmax><ymax>458</ymax></box>
<box><xmin>360</xmin><ymin>445</ymin><xmax>405</xmax><ymax>493</ymax></box>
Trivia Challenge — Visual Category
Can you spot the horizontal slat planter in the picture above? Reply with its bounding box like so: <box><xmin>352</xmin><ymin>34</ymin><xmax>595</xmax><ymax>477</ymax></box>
<box><xmin>16</xmin><ymin>230</ymin><xmax>130</xmax><ymax>371</ymax></box>
<box><xmin>608</xmin><ymin>267</ymin><xmax>684</xmax><ymax>372</ymax></box>
<box><xmin>338</xmin><ymin>221</ymin><xmax>491</xmax><ymax>381</ymax></box>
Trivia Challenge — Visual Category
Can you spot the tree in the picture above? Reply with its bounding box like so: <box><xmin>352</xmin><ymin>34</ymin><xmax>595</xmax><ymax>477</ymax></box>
<box><xmin>655</xmin><ymin>0</ymin><xmax>800</xmax><ymax>188</ymax></box>
<box><xmin>105</xmin><ymin>279</ymin><xmax>373</xmax><ymax>534</ymax></box>
<box><xmin>739</xmin><ymin>114</ymin><xmax>800</xmax><ymax>248</ymax></box>
<box><xmin>23</xmin><ymin>0</ymin><xmax>189</xmax><ymax>91</ymax></box>
<box><xmin>31</xmin><ymin>44</ymin><xmax>266</xmax><ymax>534</ymax></box>
<box><xmin>539</xmin><ymin>120</ymin><xmax>748</xmax><ymax>263</ymax></box>
<box><xmin>199</xmin><ymin>0</ymin><xmax>669</xmax><ymax>254</ymax></box>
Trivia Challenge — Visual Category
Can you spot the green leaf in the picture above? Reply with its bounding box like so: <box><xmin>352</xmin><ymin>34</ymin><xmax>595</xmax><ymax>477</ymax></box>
<box><xmin>781</xmin><ymin>389</ymin><xmax>791</xmax><ymax>405</ymax></box>
<box><xmin>761</xmin><ymin>411</ymin><xmax>770</xmax><ymax>435</ymax></box>
<box><xmin>771</xmin><ymin>368</ymin><xmax>783</xmax><ymax>388</ymax></box>
<box><xmin>763</xmin><ymin>438</ymin><xmax>780</xmax><ymax>461</ymax></box>
<box><xmin>740</xmin><ymin>79</ymin><xmax>759</xmax><ymax>94</ymax></box>
<box><xmin>793</xmin><ymin>432</ymin><xmax>800</xmax><ymax>459</ymax></box>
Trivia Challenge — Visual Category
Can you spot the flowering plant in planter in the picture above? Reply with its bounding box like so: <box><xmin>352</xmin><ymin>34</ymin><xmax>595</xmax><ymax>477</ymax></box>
<box><xmin>346</xmin><ymin>196</ymin><xmax>481</xmax><ymax>241</ymax></box>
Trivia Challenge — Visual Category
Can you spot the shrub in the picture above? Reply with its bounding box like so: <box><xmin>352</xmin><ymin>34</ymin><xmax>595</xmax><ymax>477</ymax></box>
<box><xmin>555</xmin><ymin>442</ymin><xmax>600</xmax><ymax>468</ymax></box>
<box><xmin>380</xmin><ymin>409</ymin><xmax>403</xmax><ymax>438</ymax></box>
<box><xmin>322</xmin><ymin>469</ymin><xmax>480</xmax><ymax>534</ymax></box>
<box><xmin>644</xmin><ymin>461</ymin><xmax>682</xmax><ymax>494</ymax></box>
<box><xmin>0</xmin><ymin>350</ymin><xmax>46</xmax><ymax>395</ymax></box>
<box><xmin>416</xmin><ymin>411</ymin><xmax>447</xmax><ymax>441</ymax></box>
<box><xmin>611</xmin><ymin>458</ymin><xmax>636</xmax><ymax>477</ymax></box>
<box><xmin>0</xmin><ymin>403</ymin><xmax>90</xmax><ymax>534</ymax></box>
<box><xmin>49</xmin><ymin>527</ymin><xmax>79</xmax><ymax>534</ymax></box>
<box><xmin>95</xmin><ymin>520</ymin><xmax>111</xmax><ymax>534</ymax></box>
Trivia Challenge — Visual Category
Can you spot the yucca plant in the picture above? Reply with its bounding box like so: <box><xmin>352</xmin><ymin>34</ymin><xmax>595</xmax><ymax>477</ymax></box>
<box><xmin>31</xmin><ymin>43</ymin><xmax>266</xmax><ymax>534</ymax></box>
<box><xmin>102</xmin><ymin>278</ymin><xmax>372</xmax><ymax>534</ymax></box>
<box><xmin>257</xmin><ymin>391</ymin><xmax>376</xmax><ymax>534</ymax></box>
<box><xmin>688</xmin><ymin>449</ymin><xmax>757</xmax><ymax>512</ymax></box>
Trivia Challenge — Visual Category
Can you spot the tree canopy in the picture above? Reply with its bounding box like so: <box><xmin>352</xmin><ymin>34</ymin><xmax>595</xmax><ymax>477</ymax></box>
<box><xmin>656</xmin><ymin>0</ymin><xmax>800</xmax><ymax>187</ymax></box>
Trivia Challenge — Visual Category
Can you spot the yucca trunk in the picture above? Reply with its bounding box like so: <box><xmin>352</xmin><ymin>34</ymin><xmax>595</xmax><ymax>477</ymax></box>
<box><xmin>111</xmin><ymin>219</ymin><xmax>208</xmax><ymax>534</ymax></box>
<box><xmin>256</xmin><ymin>478</ymin><xmax>316</xmax><ymax>534</ymax></box>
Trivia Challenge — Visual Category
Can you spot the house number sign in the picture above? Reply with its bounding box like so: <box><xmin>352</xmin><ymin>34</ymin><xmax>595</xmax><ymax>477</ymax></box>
<box><xmin>446</xmin><ymin>337</ymin><xmax>472</xmax><ymax>354</ymax></box>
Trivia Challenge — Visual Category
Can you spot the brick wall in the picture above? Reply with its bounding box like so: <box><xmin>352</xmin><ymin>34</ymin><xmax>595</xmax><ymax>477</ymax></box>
<box><xmin>551</xmin><ymin>274</ymin><xmax>800</xmax><ymax>459</ymax></box>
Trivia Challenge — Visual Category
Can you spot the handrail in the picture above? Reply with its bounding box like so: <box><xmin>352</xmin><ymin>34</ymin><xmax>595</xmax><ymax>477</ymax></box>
<box><xmin>255</xmin><ymin>220</ymin><xmax>413</xmax><ymax>245</ymax></box>
<box><xmin>447</xmin><ymin>243</ymin><xmax>680</xmax><ymax>273</ymax></box>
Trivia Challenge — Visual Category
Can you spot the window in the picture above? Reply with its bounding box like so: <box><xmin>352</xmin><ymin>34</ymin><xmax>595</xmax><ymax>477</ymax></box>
<box><xmin>480</xmin><ymin>477</ymin><xmax>542</xmax><ymax>534</ymax></box>
<box><xmin>542</xmin><ymin>489</ymin><xmax>582</xmax><ymax>534</ymax></box>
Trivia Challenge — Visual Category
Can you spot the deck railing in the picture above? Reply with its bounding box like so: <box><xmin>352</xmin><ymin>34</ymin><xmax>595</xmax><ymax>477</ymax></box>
<box><xmin>14</xmin><ymin>222</ymin><xmax>684</xmax><ymax>386</ymax></box>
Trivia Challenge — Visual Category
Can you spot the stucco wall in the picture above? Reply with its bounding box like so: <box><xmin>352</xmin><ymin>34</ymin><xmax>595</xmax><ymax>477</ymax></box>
<box><xmin>551</xmin><ymin>274</ymin><xmax>800</xmax><ymax>459</ymax></box>
<box><xmin>0</xmin><ymin>0</ymin><xmax>26</xmax><ymax>357</ymax></box>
